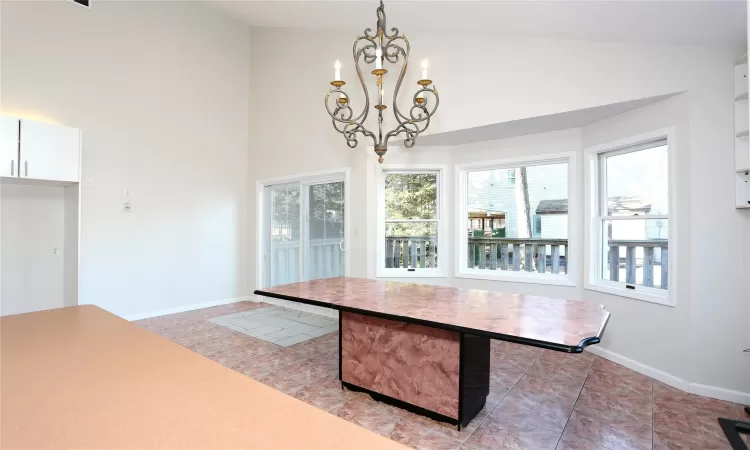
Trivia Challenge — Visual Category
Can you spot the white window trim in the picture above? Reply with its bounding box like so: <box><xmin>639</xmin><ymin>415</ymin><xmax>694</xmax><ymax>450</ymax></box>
<box><xmin>583</xmin><ymin>127</ymin><xmax>677</xmax><ymax>307</ymax></box>
<box><xmin>454</xmin><ymin>152</ymin><xmax>578</xmax><ymax>287</ymax></box>
<box><xmin>376</xmin><ymin>164</ymin><xmax>447</xmax><ymax>278</ymax></box>
<box><xmin>255</xmin><ymin>167</ymin><xmax>351</xmax><ymax>290</ymax></box>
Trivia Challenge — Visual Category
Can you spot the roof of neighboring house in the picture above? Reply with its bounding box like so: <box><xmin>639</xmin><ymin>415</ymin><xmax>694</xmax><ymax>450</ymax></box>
<box><xmin>536</xmin><ymin>196</ymin><xmax>652</xmax><ymax>215</ymax></box>
<box><xmin>535</xmin><ymin>199</ymin><xmax>569</xmax><ymax>215</ymax></box>
<box><xmin>607</xmin><ymin>196</ymin><xmax>652</xmax><ymax>214</ymax></box>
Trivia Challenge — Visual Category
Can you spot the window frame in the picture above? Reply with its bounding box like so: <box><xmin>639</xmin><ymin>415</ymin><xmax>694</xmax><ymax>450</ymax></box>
<box><xmin>455</xmin><ymin>152</ymin><xmax>578</xmax><ymax>286</ymax></box>
<box><xmin>532</xmin><ymin>214</ymin><xmax>542</xmax><ymax>238</ymax></box>
<box><xmin>584</xmin><ymin>128</ymin><xmax>677</xmax><ymax>306</ymax></box>
<box><xmin>507</xmin><ymin>169</ymin><xmax>516</xmax><ymax>187</ymax></box>
<box><xmin>376</xmin><ymin>164</ymin><xmax>447</xmax><ymax>278</ymax></box>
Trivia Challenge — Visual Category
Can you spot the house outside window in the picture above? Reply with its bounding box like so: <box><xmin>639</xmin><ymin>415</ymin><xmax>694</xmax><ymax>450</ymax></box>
<box><xmin>585</xmin><ymin>129</ymin><xmax>675</xmax><ymax>306</ymax></box>
<box><xmin>455</xmin><ymin>152</ymin><xmax>577</xmax><ymax>286</ymax></box>
<box><xmin>507</xmin><ymin>169</ymin><xmax>516</xmax><ymax>186</ymax></box>
<box><xmin>376</xmin><ymin>166</ymin><xmax>445</xmax><ymax>277</ymax></box>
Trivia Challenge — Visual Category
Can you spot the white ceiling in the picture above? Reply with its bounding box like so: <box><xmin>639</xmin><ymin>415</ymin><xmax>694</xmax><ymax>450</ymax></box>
<box><xmin>204</xmin><ymin>0</ymin><xmax>746</xmax><ymax>47</ymax></box>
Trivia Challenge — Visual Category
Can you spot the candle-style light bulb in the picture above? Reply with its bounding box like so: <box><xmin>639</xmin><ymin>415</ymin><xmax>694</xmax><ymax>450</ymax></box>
<box><xmin>421</xmin><ymin>59</ymin><xmax>429</xmax><ymax>80</ymax></box>
<box><xmin>334</xmin><ymin>60</ymin><xmax>341</xmax><ymax>81</ymax></box>
<box><xmin>375</xmin><ymin>48</ymin><xmax>383</xmax><ymax>70</ymax></box>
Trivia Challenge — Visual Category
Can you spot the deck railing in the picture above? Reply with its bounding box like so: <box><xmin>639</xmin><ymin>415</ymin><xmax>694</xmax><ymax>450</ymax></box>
<box><xmin>270</xmin><ymin>237</ymin><xmax>344</xmax><ymax>285</ymax></box>
<box><xmin>467</xmin><ymin>237</ymin><xmax>569</xmax><ymax>274</ymax></box>
<box><xmin>608</xmin><ymin>239</ymin><xmax>668</xmax><ymax>289</ymax></box>
<box><xmin>384</xmin><ymin>236</ymin><xmax>437</xmax><ymax>268</ymax></box>
<box><xmin>273</xmin><ymin>236</ymin><xmax>667</xmax><ymax>289</ymax></box>
<box><xmin>464</xmin><ymin>236</ymin><xmax>668</xmax><ymax>288</ymax></box>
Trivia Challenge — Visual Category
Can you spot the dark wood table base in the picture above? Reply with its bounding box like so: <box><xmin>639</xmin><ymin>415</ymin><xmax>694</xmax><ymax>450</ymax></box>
<box><xmin>338</xmin><ymin>311</ymin><xmax>490</xmax><ymax>430</ymax></box>
<box><xmin>719</xmin><ymin>417</ymin><xmax>750</xmax><ymax>450</ymax></box>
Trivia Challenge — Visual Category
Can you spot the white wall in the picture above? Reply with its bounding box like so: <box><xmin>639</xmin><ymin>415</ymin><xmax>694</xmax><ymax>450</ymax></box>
<box><xmin>0</xmin><ymin>184</ymin><xmax>66</xmax><ymax>315</ymax></box>
<box><xmin>1</xmin><ymin>1</ymin><xmax>252</xmax><ymax>317</ymax></box>
<box><xmin>248</xmin><ymin>26</ymin><xmax>749</xmax><ymax>399</ymax></box>
<box><xmin>63</xmin><ymin>184</ymin><xmax>79</xmax><ymax>308</ymax></box>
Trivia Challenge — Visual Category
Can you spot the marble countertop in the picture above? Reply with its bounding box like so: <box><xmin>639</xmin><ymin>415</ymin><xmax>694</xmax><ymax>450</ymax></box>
<box><xmin>256</xmin><ymin>277</ymin><xmax>610</xmax><ymax>352</ymax></box>
<box><xmin>0</xmin><ymin>305</ymin><xmax>407</xmax><ymax>450</ymax></box>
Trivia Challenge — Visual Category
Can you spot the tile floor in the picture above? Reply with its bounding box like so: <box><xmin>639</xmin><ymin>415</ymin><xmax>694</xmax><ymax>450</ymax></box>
<box><xmin>210</xmin><ymin>306</ymin><xmax>338</xmax><ymax>346</ymax></box>
<box><xmin>135</xmin><ymin>301</ymin><xmax>749</xmax><ymax>450</ymax></box>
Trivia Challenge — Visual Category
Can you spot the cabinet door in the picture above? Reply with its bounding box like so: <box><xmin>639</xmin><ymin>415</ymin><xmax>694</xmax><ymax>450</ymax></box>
<box><xmin>0</xmin><ymin>116</ymin><xmax>20</xmax><ymax>177</ymax></box>
<box><xmin>20</xmin><ymin>120</ymin><xmax>80</xmax><ymax>182</ymax></box>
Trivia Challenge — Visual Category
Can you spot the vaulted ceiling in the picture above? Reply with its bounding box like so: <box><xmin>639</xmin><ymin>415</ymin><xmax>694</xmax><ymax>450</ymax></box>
<box><xmin>203</xmin><ymin>0</ymin><xmax>746</xmax><ymax>47</ymax></box>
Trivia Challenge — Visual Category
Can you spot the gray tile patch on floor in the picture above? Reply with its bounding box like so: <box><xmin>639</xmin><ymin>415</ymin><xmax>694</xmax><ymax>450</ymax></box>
<box><xmin>210</xmin><ymin>306</ymin><xmax>338</xmax><ymax>347</ymax></box>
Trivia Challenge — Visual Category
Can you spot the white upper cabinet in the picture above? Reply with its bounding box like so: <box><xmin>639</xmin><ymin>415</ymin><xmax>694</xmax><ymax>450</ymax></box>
<box><xmin>0</xmin><ymin>116</ymin><xmax>20</xmax><ymax>178</ymax></box>
<box><xmin>19</xmin><ymin>120</ymin><xmax>80</xmax><ymax>182</ymax></box>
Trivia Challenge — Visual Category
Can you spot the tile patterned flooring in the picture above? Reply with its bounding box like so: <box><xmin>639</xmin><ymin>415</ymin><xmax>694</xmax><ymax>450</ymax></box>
<box><xmin>135</xmin><ymin>301</ymin><xmax>749</xmax><ymax>450</ymax></box>
<box><xmin>209</xmin><ymin>306</ymin><xmax>338</xmax><ymax>346</ymax></box>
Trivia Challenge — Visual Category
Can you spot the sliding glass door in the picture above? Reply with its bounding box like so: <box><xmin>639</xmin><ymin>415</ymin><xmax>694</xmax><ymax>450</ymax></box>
<box><xmin>263</xmin><ymin>176</ymin><xmax>346</xmax><ymax>288</ymax></box>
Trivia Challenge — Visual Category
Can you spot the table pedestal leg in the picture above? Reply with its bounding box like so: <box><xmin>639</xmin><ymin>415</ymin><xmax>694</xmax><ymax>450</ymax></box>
<box><xmin>718</xmin><ymin>417</ymin><xmax>750</xmax><ymax>450</ymax></box>
<box><xmin>459</xmin><ymin>333</ymin><xmax>490</xmax><ymax>429</ymax></box>
<box><xmin>339</xmin><ymin>311</ymin><xmax>489</xmax><ymax>429</ymax></box>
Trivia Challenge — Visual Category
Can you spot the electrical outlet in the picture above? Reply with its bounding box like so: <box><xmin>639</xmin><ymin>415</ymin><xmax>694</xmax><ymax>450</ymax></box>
<box><xmin>124</xmin><ymin>202</ymin><xmax>131</xmax><ymax>212</ymax></box>
<box><xmin>124</xmin><ymin>189</ymin><xmax>130</xmax><ymax>197</ymax></box>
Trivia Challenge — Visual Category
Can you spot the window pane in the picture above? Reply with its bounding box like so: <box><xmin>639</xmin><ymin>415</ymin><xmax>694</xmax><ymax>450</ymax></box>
<box><xmin>466</xmin><ymin>162</ymin><xmax>568</xmax><ymax>274</ymax></box>
<box><xmin>605</xmin><ymin>144</ymin><xmax>668</xmax><ymax>216</ymax></box>
<box><xmin>385</xmin><ymin>173</ymin><xmax>437</xmax><ymax>220</ymax></box>
<box><xmin>532</xmin><ymin>215</ymin><xmax>542</xmax><ymax>237</ymax></box>
<box><xmin>307</xmin><ymin>181</ymin><xmax>344</xmax><ymax>280</ymax></box>
<box><xmin>385</xmin><ymin>222</ymin><xmax>438</xmax><ymax>269</ymax></box>
<box><xmin>269</xmin><ymin>185</ymin><xmax>300</xmax><ymax>287</ymax></box>
<box><xmin>601</xmin><ymin>219</ymin><xmax>668</xmax><ymax>290</ymax></box>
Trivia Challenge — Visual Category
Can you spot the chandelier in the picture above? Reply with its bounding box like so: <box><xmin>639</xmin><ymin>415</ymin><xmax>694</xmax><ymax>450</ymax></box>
<box><xmin>325</xmin><ymin>0</ymin><xmax>439</xmax><ymax>163</ymax></box>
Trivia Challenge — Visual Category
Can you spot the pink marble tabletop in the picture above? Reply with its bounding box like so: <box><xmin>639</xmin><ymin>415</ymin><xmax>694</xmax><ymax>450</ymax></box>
<box><xmin>255</xmin><ymin>277</ymin><xmax>609</xmax><ymax>351</ymax></box>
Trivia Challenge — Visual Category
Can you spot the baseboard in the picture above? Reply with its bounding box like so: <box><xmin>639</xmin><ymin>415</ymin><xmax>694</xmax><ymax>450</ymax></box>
<box><xmin>690</xmin><ymin>383</ymin><xmax>750</xmax><ymax>407</ymax></box>
<box><xmin>586</xmin><ymin>346</ymin><xmax>750</xmax><ymax>405</ymax></box>
<box><xmin>123</xmin><ymin>296</ymin><xmax>254</xmax><ymax>321</ymax></box>
<box><xmin>585</xmin><ymin>346</ymin><xmax>690</xmax><ymax>391</ymax></box>
<box><xmin>249</xmin><ymin>294</ymin><xmax>338</xmax><ymax>319</ymax></box>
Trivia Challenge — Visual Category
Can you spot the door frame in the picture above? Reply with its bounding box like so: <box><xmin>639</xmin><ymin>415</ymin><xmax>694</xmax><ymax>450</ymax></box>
<box><xmin>255</xmin><ymin>167</ymin><xmax>351</xmax><ymax>290</ymax></box>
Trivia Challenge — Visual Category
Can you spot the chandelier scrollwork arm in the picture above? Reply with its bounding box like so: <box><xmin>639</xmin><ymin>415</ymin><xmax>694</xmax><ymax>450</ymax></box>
<box><xmin>323</xmin><ymin>0</ymin><xmax>440</xmax><ymax>163</ymax></box>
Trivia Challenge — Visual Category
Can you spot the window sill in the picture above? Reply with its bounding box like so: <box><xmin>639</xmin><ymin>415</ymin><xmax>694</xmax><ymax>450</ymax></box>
<box><xmin>455</xmin><ymin>270</ymin><xmax>576</xmax><ymax>287</ymax></box>
<box><xmin>376</xmin><ymin>268</ymin><xmax>447</xmax><ymax>279</ymax></box>
<box><xmin>584</xmin><ymin>282</ymin><xmax>674</xmax><ymax>307</ymax></box>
